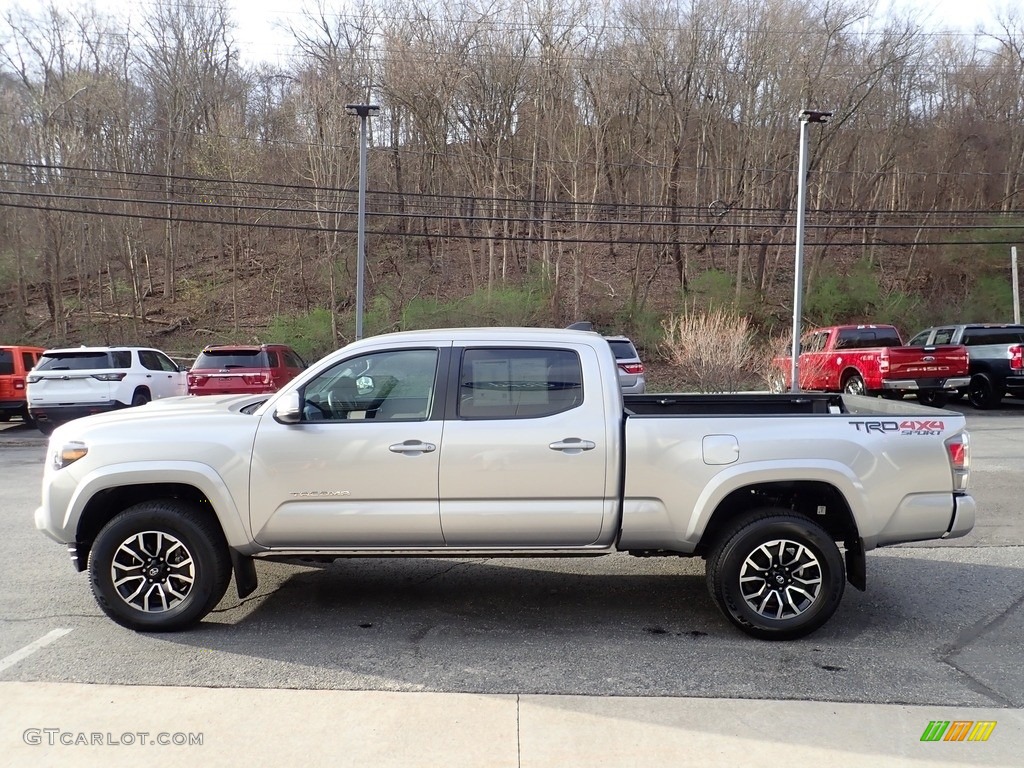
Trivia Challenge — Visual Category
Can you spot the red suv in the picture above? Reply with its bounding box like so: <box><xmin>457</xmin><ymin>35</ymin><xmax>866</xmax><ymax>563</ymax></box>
<box><xmin>1</xmin><ymin>345</ymin><xmax>45</xmax><ymax>425</ymax></box>
<box><xmin>187</xmin><ymin>344</ymin><xmax>306</xmax><ymax>396</ymax></box>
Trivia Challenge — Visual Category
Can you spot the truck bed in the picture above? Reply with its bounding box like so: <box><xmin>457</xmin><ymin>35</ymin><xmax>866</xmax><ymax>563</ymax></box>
<box><xmin>623</xmin><ymin>392</ymin><xmax>846</xmax><ymax>416</ymax></box>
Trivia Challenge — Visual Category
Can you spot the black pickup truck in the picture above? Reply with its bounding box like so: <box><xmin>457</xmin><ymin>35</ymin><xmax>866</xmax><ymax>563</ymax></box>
<box><xmin>908</xmin><ymin>323</ymin><xmax>1024</xmax><ymax>408</ymax></box>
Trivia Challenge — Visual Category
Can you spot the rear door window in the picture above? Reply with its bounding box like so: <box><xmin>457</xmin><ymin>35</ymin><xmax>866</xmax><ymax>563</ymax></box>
<box><xmin>835</xmin><ymin>330</ymin><xmax>858</xmax><ymax>349</ymax></box>
<box><xmin>458</xmin><ymin>348</ymin><xmax>582</xmax><ymax>419</ymax></box>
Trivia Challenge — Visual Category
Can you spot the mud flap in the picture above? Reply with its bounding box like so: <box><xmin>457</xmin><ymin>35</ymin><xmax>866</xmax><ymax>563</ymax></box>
<box><xmin>230</xmin><ymin>550</ymin><xmax>258</xmax><ymax>598</ymax></box>
<box><xmin>845</xmin><ymin>538</ymin><xmax>866</xmax><ymax>592</ymax></box>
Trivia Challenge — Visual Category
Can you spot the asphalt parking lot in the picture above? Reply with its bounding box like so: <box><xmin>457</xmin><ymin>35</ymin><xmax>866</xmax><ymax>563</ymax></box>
<box><xmin>0</xmin><ymin>400</ymin><xmax>1022</xmax><ymax>765</ymax></box>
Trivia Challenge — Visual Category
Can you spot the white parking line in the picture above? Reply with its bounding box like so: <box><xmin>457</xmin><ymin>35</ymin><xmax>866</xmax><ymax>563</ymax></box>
<box><xmin>0</xmin><ymin>629</ymin><xmax>73</xmax><ymax>674</ymax></box>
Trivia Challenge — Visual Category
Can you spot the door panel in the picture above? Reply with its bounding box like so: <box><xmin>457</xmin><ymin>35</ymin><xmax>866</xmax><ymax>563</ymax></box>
<box><xmin>249</xmin><ymin>418</ymin><xmax>444</xmax><ymax>547</ymax></box>
<box><xmin>438</xmin><ymin>346</ymin><xmax>611</xmax><ymax>547</ymax></box>
<box><xmin>249</xmin><ymin>347</ymin><xmax>445</xmax><ymax>548</ymax></box>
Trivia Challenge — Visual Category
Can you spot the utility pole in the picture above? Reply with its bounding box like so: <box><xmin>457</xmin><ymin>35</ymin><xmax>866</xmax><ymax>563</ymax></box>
<box><xmin>790</xmin><ymin>109</ymin><xmax>832</xmax><ymax>392</ymax></box>
<box><xmin>345</xmin><ymin>103</ymin><xmax>379</xmax><ymax>340</ymax></box>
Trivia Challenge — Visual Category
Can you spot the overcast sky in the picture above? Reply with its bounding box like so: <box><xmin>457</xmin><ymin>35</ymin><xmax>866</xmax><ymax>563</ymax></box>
<box><xmin>0</xmin><ymin>0</ymin><xmax>1015</xmax><ymax>66</ymax></box>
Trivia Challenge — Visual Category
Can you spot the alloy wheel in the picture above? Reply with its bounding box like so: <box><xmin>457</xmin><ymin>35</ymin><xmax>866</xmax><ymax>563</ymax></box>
<box><xmin>738</xmin><ymin>538</ymin><xmax>823</xmax><ymax>620</ymax></box>
<box><xmin>110</xmin><ymin>530</ymin><xmax>195</xmax><ymax>613</ymax></box>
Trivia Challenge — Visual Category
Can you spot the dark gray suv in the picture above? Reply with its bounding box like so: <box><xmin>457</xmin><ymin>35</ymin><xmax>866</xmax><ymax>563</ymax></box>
<box><xmin>907</xmin><ymin>324</ymin><xmax>1024</xmax><ymax>409</ymax></box>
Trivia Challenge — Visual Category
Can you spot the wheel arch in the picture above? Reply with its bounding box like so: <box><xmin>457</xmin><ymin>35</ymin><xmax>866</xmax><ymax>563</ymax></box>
<box><xmin>840</xmin><ymin>367</ymin><xmax>865</xmax><ymax>387</ymax></box>
<box><xmin>69</xmin><ymin>463</ymin><xmax>250</xmax><ymax>570</ymax></box>
<box><xmin>76</xmin><ymin>483</ymin><xmax>215</xmax><ymax>565</ymax></box>
<box><xmin>695</xmin><ymin>479</ymin><xmax>865</xmax><ymax>591</ymax></box>
<box><xmin>130</xmin><ymin>386</ymin><xmax>152</xmax><ymax>403</ymax></box>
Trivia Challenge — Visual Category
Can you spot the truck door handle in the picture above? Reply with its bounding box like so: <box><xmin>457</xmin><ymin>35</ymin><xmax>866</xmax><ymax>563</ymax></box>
<box><xmin>389</xmin><ymin>440</ymin><xmax>436</xmax><ymax>454</ymax></box>
<box><xmin>549</xmin><ymin>438</ymin><xmax>596</xmax><ymax>453</ymax></box>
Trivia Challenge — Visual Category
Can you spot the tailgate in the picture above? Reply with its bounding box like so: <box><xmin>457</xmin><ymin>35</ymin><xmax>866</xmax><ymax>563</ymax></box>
<box><xmin>188</xmin><ymin>370</ymin><xmax>271</xmax><ymax>395</ymax></box>
<box><xmin>886</xmin><ymin>345</ymin><xmax>968</xmax><ymax>378</ymax></box>
<box><xmin>28</xmin><ymin>373</ymin><xmax>116</xmax><ymax>404</ymax></box>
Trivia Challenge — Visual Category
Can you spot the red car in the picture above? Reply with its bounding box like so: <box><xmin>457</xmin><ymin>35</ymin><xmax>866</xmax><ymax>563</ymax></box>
<box><xmin>772</xmin><ymin>324</ymin><xmax>970</xmax><ymax>407</ymax></box>
<box><xmin>187</xmin><ymin>344</ymin><xmax>306</xmax><ymax>396</ymax></box>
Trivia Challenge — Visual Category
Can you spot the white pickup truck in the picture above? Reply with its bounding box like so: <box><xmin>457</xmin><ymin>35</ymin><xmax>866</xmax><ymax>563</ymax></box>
<box><xmin>35</xmin><ymin>327</ymin><xmax>975</xmax><ymax>640</ymax></box>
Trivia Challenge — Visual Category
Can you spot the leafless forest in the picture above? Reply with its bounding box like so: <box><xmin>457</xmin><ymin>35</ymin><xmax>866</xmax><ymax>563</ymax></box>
<box><xmin>1</xmin><ymin>0</ymin><xmax>1023</xmax><ymax>357</ymax></box>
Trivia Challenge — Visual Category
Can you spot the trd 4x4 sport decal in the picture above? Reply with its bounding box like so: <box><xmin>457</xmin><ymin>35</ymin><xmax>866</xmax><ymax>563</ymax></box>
<box><xmin>849</xmin><ymin>420</ymin><xmax>945</xmax><ymax>436</ymax></box>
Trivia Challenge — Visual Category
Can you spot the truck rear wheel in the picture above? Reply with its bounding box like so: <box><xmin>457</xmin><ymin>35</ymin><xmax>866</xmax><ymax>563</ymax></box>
<box><xmin>88</xmin><ymin>500</ymin><xmax>231</xmax><ymax>632</ymax></box>
<box><xmin>842</xmin><ymin>373</ymin><xmax>866</xmax><ymax>396</ymax></box>
<box><xmin>706</xmin><ymin>510</ymin><xmax>845</xmax><ymax>640</ymax></box>
<box><xmin>968</xmin><ymin>374</ymin><xmax>1001</xmax><ymax>410</ymax></box>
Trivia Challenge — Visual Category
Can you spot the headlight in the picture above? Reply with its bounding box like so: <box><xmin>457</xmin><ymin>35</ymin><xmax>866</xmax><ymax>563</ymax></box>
<box><xmin>53</xmin><ymin>442</ymin><xmax>88</xmax><ymax>470</ymax></box>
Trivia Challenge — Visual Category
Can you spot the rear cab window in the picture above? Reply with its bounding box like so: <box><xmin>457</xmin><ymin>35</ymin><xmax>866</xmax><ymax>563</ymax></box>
<box><xmin>961</xmin><ymin>327</ymin><xmax>1024</xmax><ymax>345</ymax></box>
<box><xmin>836</xmin><ymin>328</ymin><xmax>901</xmax><ymax>349</ymax></box>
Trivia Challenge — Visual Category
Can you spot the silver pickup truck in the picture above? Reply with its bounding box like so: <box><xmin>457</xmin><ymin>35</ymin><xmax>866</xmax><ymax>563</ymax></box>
<box><xmin>35</xmin><ymin>327</ymin><xmax>975</xmax><ymax>640</ymax></box>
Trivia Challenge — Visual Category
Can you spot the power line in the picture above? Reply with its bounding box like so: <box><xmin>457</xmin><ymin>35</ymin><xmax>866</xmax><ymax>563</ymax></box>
<box><xmin>3</xmin><ymin>159</ymin><xmax>1023</xmax><ymax>220</ymax></box>
<box><xmin>2</xmin><ymin>196</ymin><xmax>1022</xmax><ymax>248</ymax></box>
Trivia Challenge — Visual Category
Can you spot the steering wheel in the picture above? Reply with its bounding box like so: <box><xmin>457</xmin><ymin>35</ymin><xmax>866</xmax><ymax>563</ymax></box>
<box><xmin>303</xmin><ymin>398</ymin><xmax>330</xmax><ymax>420</ymax></box>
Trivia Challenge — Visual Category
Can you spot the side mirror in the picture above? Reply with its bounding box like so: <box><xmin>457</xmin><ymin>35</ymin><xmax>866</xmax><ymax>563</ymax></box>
<box><xmin>273</xmin><ymin>391</ymin><xmax>303</xmax><ymax>424</ymax></box>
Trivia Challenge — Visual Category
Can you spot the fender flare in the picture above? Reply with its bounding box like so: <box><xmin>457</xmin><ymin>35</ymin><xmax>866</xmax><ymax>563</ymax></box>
<box><xmin>684</xmin><ymin>459</ymin><xmax>868</xmax><ymax>546</ymax></box>
<box><xmin>67</xmin><ymin>461</ymin><xmax>251</xmax><ymax>548</ymax></box>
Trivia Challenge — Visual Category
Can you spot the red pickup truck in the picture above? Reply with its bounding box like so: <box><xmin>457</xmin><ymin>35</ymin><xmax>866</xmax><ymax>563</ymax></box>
<box><xmin>772</xmin><ymin>324</ymin><xmax>970</xmax><ymax>407</ymax></box>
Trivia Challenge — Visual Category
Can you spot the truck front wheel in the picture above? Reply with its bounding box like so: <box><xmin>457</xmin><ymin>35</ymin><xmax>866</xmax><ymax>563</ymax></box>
<box><xmin>88</xmin><ymin>500</ymin><xmax>231</xmax><ymax>632</ymax></box>
<box><xmin>706</xmin><ymin>511</ymin><xmax>845</xmax><ymax>640</ymax></box>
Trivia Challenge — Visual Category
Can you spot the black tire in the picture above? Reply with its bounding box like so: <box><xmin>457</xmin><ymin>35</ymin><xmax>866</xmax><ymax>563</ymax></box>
<box><xmin>20</xmin><ymin>405</ymin><xmax>36</xmax><ymax>427</ymax></box>
<box><xmin>706</xmin><ymin>510</ymin><xmax>845</xmax><ymax>640</ymax></box>
<box><xmin>0</xmin><ymin>413</ymin><xmax>10</xmax><ymax>423</ymax></box>
<box><xmin>968</xmin><ymin>374</ymin><xmax>1001</xmax><ymax>410</ymax></box>
<box><xmin>131</xmin><ymin>389</ymin><xmax>151</xmax><ymax>407</ymax></box>
<box><xmin>916</xmin><ymin>391</ymin><xmax>949</xmax><ymax>408</ymax></box>
<box><xmin>88</xmin><ymin>499</ymin><xmax>231</xmax><ymax>632</ymax></box>
<box><xmin>842</xmin><ymin>373</ymin><xmax>866</xmax><ymax>397</ymax></box>
<box><xmin>36</xmin><ymin>421</ymin><xmax>55</xmax><ymax>436</ymax></box>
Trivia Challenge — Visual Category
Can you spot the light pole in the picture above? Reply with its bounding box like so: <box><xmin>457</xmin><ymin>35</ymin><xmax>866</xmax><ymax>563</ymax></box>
<box><xmin>790</xmin><ymin>109</ymin><xmax>832</xmax><ymax>392</ymax></box>
<box><xmin>345</xmin><ymin>103</ymin><xmax>379</xmax><ymax>340</ymax></box>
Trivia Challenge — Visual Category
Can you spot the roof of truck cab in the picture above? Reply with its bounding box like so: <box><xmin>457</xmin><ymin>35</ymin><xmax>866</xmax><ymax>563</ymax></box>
<box><xmin>342</xmin><ymin>327</ymin><xmax>603</xmax><ymax>349</ymax></box>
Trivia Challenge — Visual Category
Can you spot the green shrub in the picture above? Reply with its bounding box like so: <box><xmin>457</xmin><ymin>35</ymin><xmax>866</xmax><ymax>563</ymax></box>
<box><xmin>400</xmin><ymin>284</ymin><xmax>548</xmax><ymax>329</ymax></box>
<box><xmin>962</xmin><ymin>275</ymin><xmax>1014</xmax><ymax>322</ymax></box>
<box><xmin>267</xmin><ymin>308</ymin><xmax>336</xmax><ymax>361</ymax></box>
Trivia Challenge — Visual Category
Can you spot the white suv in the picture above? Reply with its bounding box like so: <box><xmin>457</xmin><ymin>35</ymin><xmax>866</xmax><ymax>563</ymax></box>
<box><xmin>27</xmin><ymin>346</ymin><xmax>187</xmax><ymax>434</ymax></box>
